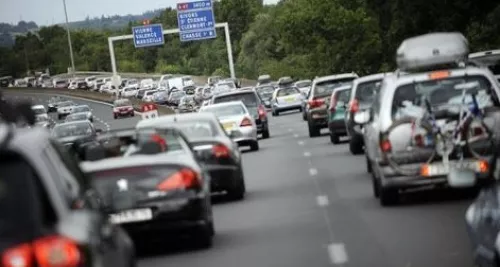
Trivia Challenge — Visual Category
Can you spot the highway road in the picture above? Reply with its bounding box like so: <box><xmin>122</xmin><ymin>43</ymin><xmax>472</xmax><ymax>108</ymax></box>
<box><xmin>6</xmin><ymin>92</ymin><xmax>478</xmax><ymax>267</ymax></box>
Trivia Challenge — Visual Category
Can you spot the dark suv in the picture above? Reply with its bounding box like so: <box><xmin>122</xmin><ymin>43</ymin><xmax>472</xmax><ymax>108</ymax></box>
<box><xmin>306</xmin><ymin>73</ymin><xmax>358</xmax><ymax>137</ymax></box>
<box><xmin>211</xmin><ymin>90</ymin><xmax>270</xmax><ymax>138</ymax></box>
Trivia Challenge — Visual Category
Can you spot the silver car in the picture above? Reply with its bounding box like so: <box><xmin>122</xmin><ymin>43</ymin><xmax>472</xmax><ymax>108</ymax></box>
<box><xmin>65</xmin><ymin>112</ymin><xmax>90</xmax><ymax>122</ymax></box>
<box><xmin>199</xmin><ymin>101</ymin><xmax>259</xmax><ymax>151</ymax></box>
<box><xmin>56</xmin><ymin>101</ymin><xmax>75</xmax><ymax>120</ymax></box>
<box><xmin>360</xmin><ymin>32</ymin><xmax>500</xmax><ymax>206</ymax></box>
<box><xmin>71</xmin><ymin>105</ymin><xmax>93</xmax><ymax>122</ymax></box>
<box><xmin>271</xmin><ymin>86</ymin><xmax>303</xmax><ymax>116</ymax></box>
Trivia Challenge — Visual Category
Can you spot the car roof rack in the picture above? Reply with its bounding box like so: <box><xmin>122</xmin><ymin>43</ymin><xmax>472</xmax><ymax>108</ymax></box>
<box><xmin>396</xmin><ymin>32</ymin><xmax>469</xmax><ymax>72</ymax></box>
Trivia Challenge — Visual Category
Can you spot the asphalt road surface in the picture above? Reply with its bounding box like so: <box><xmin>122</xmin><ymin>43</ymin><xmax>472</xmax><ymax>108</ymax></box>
<box><xmin>6</xmin><ymin>92</ymin><xmax>478</xmax><ymax>267</ymax></box>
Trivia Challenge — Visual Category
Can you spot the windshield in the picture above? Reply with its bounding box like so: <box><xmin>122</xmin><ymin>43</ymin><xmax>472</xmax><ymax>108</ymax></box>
<box><xmin>174</xmin><ymin>121</ymin><xmax>217</xmax><ymax>138</ymax></box>
<box><xmin>314</xmin><ymin>78</ymin><xmax>356</xmax><ymax>97</ymax></box>
<box><xmin>72</xmin><ymin>106</ymin><xmax>90</xmax><ymax>113</ymax></box>
<box><xmin>36</xmin><ymin>116</ymin><xmax>48</xmax><ymax>122</ymax></box>
<box><xmin>217</xmin><ymin>82</ymin><xmax>235</xmax><ymax>89</ymax></box>
<box><xmin>135</xmin><ymin>129</ymin><xmax>183</xmax><ymax>152</ymax></box>
<box><xmin>66</xmin><ymin>113</ymin><xmax>88</xmax><ymax>121</ymax></box>
<box><xmin>56</xmin><ymin>80</ymin><xmax>66</xmax><ymax>85</ymax></box>
<box><xmin>31</xmin><ymin>107</ymin><xmax>45</xmax><ymax>114</ymax></box>
<box><xmin>277</xmin><ymin>87</ymin><xmax>300</xmax><ymax>97</ymax></box>
<box><xmin>355</xmin><ymin>79</ymin><xmax>383</xmax><ymax>103</ymax></box>
<box><xmin>202</xmin><ymin>104</ymin><xmax>246</xmax><ymax>117</ymax></box>
<box><xmin>214</xmin><ymin>92</ymin><xmax>259</xmax><ymax>107</ymax></box>
<box><xmin>52</xmin><ymin>122</ymin><xmax>93</xmax><ymax>138</ymax></box>
<box><xmin>171</xmin><ymin>91</ymin><xmax>186</xmax><ymax>99</ymax></box>
<box><xmin>392</xmin><ymin>75</ymin><xmax>493</xmax><ymax>119</ymax></box>
<box><xmin>114</xmin><ymin>100</ymin><xmax>132</xmax><ymax>107</ymax></box>
<box><xmin>180</xmin><ymin>96</ymin><xmax>194</xmax><ymax>105</ymax></box>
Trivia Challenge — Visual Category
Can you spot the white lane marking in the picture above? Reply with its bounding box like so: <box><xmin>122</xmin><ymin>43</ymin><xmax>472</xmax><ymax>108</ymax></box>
<box><xmin>298</xmin><ymin>141</ymin><xmax>304</xmax><ymax>146</ymax></box>
<box><xmin>303</xmin><ymin>151</ymin><xmax>311</xmax><ymax>157</ymax></box>
<box><xmin>288</xmin><ymin>128</ymin><xmax>292</xmax><ymax>132</ymax></box>
<box><xmin>293</xmin><ymin>133</ymin><xmax>299</xmax><ymax>138</ymax></box>
<box><xmin>309</xmin><ymin>168</ymin><xmax>318</xmax><ymax>176</ymax></box>
<box><xmin>316</xmin><ymin>195</ymin><xmax>329</xmax><ymax>206</ymax></box>
<box><xmin>328</xmin><ymin>243</ymin><xmax>348</xmax><ymax>265</ymax></box>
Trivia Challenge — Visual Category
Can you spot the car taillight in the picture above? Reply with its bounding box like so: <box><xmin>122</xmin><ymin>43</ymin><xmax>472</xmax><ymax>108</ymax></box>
<box><xmin>349</xmin><ymin>99</ymin><xmax>359</xmax><ymax>113</ymax></box>
<box><xmin>156</xmin><ymin>168</ymin><xmax>201</xmax><ymax>191</ymax></box>
<box><xmin>380</xmin><ymin>138</ymin><xmax>392</xmax><ymax>153</ymax></box>
<box><xmin>2</xmin><ymin>235</ymin><xmax>81</xmax><ymax>267</ymax></box>
<box><xmin>212</xmin><ymin>144</ymin><xmax>230</xmax><ymax>158</ymax></box>
<box><xmin>258</xmin><ymin>105</ymin><xmax>266</xmax><ymax>119</ymax></box>
<box><xmin>240</xmin><ymin>117</ymin><xmax>252</xmax><ymax>127</ymax></box>
<box><xmin>308</xmin><ymin>98</ymin><xmax>325</xmax><ymax>109</ymax></box>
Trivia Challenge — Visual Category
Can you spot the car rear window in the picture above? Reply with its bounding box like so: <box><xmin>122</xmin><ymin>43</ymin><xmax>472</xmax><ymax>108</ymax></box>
<box><xmin>114</xmin><ymin>100</ymin><xmax>132</xmax><ymax>107</ymax></box>
<box><xmin>314</xmin><ymin>78</ymin><xmax>355</xmax><ymax>98</ymax></box>
<box><xmin>354</xmin><ymin>79</ymin><xmax>383</xmax><ymax>103</ymax></box>
<box><xmin>277</xmin><ymin>87</ymin><xmax>300</xmax><ymax>97</ymax></box>
<box><xmin>202</xmin><ymin>104</ymin><xmax>246</xmax><ymax>117</ymax></box>
<box><xmin>392</xmin><ymin>75</ymin><xmax>494</xmax><ymax>119</ymax></box>
<box><xmin>214</xmin><ymin>92</ymin><xmax>259</xmax><ymax>107</ymax></box>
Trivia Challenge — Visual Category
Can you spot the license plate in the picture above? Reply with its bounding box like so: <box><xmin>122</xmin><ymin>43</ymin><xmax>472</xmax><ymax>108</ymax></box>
<box><xmin>285</xmin><ymin>97</ymin><xmax>295</xmax><ymax>103</ymax></box>
<box><xmin>109</xmin><ymin>208</ymin><xmax>152</xmax><ymax>224</ymax></box>
<box><xmin>424</xmin><ymin>161</ymin><xmax>481</xmax><ymax>176</ymax></box>
<box><xmin>222</xmin><ymin>122</ymin><xmax>235</xmax><ymax>131</ymax></box>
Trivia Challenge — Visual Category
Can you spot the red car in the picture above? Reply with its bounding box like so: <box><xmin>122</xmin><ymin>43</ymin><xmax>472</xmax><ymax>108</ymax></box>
<box><xmin>113</xmin><ymin>98</ymin><xmax>135</xmax><ymax>119</ymax></box>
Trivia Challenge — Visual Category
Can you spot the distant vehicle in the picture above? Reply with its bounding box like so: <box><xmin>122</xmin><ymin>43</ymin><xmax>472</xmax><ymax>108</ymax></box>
<box><xmin>208</xmin><ymin>76</ymin><xmax>221</xmax><ymax>86</ymax></box>
<box><xmin>51</xmin><ymin>120</ymin><xmax>102</xmax><ymax>159</ymax></box>
<box><xmin>65</xmin><ymin>112</ymin><xmax>90</xmax><ymax>122</ymax></box>
<box><xmin>56</xmin><ymin>101</ymin><xmax>76</xmax><ymax>120</ymax></box>
<box><xmin>257</xmin><ymin>74</ymin><xmax>271</xmax><ymax>86</ymax></box>
<box><xmin>71</xmin><ymin>105</ymin><xmax>93</xmax><ymax>122</ymax></box>
<box><xmin>113</xmin><ymin>99</ymin><xmax>134</xmax><ymax>119</ymax></box>
<box><xmin>271</xmin><ymin>86</ymin><xmax>303</xmax><ymax>116</ymax></box>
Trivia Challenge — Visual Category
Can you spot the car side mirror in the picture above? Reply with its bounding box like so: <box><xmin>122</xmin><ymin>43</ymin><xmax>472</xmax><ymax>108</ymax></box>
<box><xmin>354</xmin><ymin>110</ymin><xmax>371</xmax><ymax>124</ymax></box>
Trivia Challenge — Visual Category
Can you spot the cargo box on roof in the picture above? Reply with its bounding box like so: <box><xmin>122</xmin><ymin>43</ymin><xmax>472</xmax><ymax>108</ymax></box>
<box><xmin>396</xmin><ymin>32</ymin><xmax>469</xmax><ymax>72</ymax></box>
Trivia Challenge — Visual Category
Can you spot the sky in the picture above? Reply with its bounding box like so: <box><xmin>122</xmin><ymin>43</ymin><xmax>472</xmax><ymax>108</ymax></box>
<box><xmin>0</xmin><ymin>0</ymin><xmax>280</xmax><ymax>26</ymax></box>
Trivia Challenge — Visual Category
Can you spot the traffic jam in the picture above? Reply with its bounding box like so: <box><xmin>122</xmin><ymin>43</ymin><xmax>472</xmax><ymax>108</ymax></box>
<box><xmin>3</xmin><ymin>32</ymin><xmax>500</xmax><ymax>267</ymax></box>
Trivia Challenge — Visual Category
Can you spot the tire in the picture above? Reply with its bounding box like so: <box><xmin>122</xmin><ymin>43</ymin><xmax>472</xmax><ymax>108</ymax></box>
<box><xmin>229</xmin><ymin>175</ymin><xmax>246</xmax><ymax>201</ymax></box>
<box><xmin>298</xmin><ymin>107</ymin><xmax>303</xmax><ymax>112</ymax></box>
<box><xmin>130</xmin><ymin>112</ymin><xmax>134</xmax><ymax>117</ymax></box>
<box><xmin>302</xmin><ymin>110</ymin><xmax>307</xmax><ymax>121</ymax></box>
<box><xmin>250</xmin><ymin>141</ymin><xmax>259</xmax><ymax>151</ymax></box>
<box><xmin>366</xmin><ymin>155</ymin><xmax>372</xmax><ymax>173</ymax></box>
<box><xmin>271</xmin><ymin>110</ymin><xmax>276</xmax><ymax>117</ymax></box>
<box><xmin>114</xmin><ymin>115</ymin><xmax>118</xmax><ymax>119</ymax></box>
<box><xmin>372</xmin><ymin>176</ymin><xmax>380</xmax><ymax>198</ymax></box>
<box><xmin>330</xmin><ymin>132</ymin><xmax>340</xmax><ymax>144</ymax></box>
<box><xmin>379</xmin><ymin>186</ymin><xmax>399</xmax><ymax>206</ymax></box>
<box><xmin>308</xmin><ymin>120</ymin><xmax>320</xmax><ymax>137</ymax></box>
<box><xmin>349</xmin><ymin>134</ymin><xmax>364</xmax><ymax>155</ymax></box>
<box><xmin>262</xmin><ymin>128</ymin><xmax>270</xmax><ymax>139</ymax></box>
<box><xmin>275</xmin><ymin>110</ymin><xmax>280</xmax><ymax>116</ymax></box>
<box><xmin>58</xmin><ymin>114</ymin><xmax>62</xmax><ymax>120</ymax></box>
<box><xmin>195</xmin><ymin>222</ymin><xmax>214</xmax><ymax>249</ymax></box>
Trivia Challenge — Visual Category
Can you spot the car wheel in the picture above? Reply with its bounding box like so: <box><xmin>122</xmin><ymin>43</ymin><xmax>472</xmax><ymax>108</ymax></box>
<box><xmin>114</xmin><ymin>115</ymin><xmax>118</xmax><ymax>119</ymax></box>
<box><xmin>58</xmin><ymin>115</ymin><xmax>62</xmax><ymax>120</ymax></box>
<box><xmin>379</xmin><ymin>186</ymin><xmax>399</xmax><ymax>206</ymax></box>
<box><xmin>195</xmin><ymin>222</ymin><xmax>214</xmax><ymax>249</ymax></box>
<box><xmin>130</xmin><ymin>112</ymin><xmax>134</xmax><ymax>117</ymax></box>
<box><xmin>302</xmin><ymin>110</ymin><xmax>307</xmax><ymax>121</ymax></box>
<box><xmin>250</xmin><ymin>141</ymin><xmax>259</xmax><ymax>151</ymax></box>
<box><xmin>308</xmin><ymin>120</ymin><xmax>320</xmax><ymax>138</ymax></box>
<box><xmin>349</xmin><ymin>134</ymin><xmax>364</xmax><ymax>155</ymax></box>
<box><xmin>298</xmin><ymin>107</ymin><xmax>303</xmax><ymax>112</ymax></box>
<box><xmin>372</xmin><ymin>176</ymin><xmax>380</xmax><ymax>198</ymax></box>
<box><xmin>229</xmin><ymin>175</ymin><xmax>246</xmax><ymax>201</ymax></box>
<box><xmin>330</xmin><ymin>132</ymin><xmax>340</xmax><ymax>144</ymax></box>
<box><xmin>366</xmin><ymin>155</ymin><xmax>372</xmax><ymax>173</ymax></box>
<box><xmin>271</xmin><ymin>110</ymin><xmax>276</xmax><ymax>116</ymax></box>
<box><xmin>262</xmin><ymin>128</ymin><xmax>270</xmax><ymax>139</ymax></box>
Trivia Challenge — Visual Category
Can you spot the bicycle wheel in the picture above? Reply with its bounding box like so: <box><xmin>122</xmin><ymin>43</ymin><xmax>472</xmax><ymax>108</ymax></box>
<box><xmin>384</xmin><ymin>117</ymin><xmax>437</xmax><ymax>176</ymax></box>
<box><xmin>464</xmin><ymin>107</ymin><xmax>500</xmax><ymax>159</ymax></box>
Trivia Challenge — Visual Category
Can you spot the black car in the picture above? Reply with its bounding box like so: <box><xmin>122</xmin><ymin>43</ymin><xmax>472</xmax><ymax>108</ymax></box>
<box><xmin>211</xmin><ymin>90</ymin><xmax>270</xmax><ymax>139</ymax></box>
<box><xmin>52</xmin><ymin>120</ymin><xmax>102</xmax><ymax>159</ymax></box>
<box><xmin>80</xmin><ymin>127</ymin><xmax>215</xmax><ymax>248</ymax></box>
<box><xmin>0</xmin><ymin>102</ymin><xmax>135</xmax><ymax>267</ymax></box>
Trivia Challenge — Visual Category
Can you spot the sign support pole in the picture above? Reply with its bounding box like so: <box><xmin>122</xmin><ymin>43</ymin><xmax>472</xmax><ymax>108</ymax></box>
<box><xmin>107</xmin><ymin>22</ymin><xmax>236</xmax><ymax>88</ymax></box>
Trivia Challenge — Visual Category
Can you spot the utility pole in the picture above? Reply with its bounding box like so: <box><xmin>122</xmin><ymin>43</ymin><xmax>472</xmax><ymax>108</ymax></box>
<box><xmin>62</xmin><ymin>0</ymin><xmax>76</xmax><ymax>77</ymax></box>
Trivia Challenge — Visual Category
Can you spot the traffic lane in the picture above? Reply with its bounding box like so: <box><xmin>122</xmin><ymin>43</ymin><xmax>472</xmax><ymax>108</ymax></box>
<box><xmin>293</xmin><ymin>125</ymin><xmax>475</xmax><ymax>267</ymax></box>
<box><xmin>139</xmin><ymin>125</ymin><xmax>332</xmax><ymax>267</ymax></box>
<box><xmin>5</xmin><ymin>93</ymin><xmax>140</xmax><ymax>130</ymax></box>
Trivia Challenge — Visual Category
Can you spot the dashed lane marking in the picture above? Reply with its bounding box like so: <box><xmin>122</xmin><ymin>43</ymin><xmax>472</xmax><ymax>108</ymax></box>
<box><xmin>303</xmin><ymin>151</ymin><xmax>311</xmax><ymax>157</ymax></box>
<box><xmin>328</xmin><ymin>243</ymin><xmax>348</xmax><ymax>265</ymax></box>
<box><xmin>288</xmin><ymin>128</ymin><xmax>292</xmax><ymax>132</ymax></box>
<box><xmin>293</xmin><ymin>133</ymin><xmax>299</xmax><ymax>138</ymax></box>
<box><xmin>309</xmin><ymin>168</ymin><xmax>318</xmax><ymax>176</ymax></box>
<box><xmin>298</xmin><ymin>141</ymin><xmax>304</xmax><ymax>146</ymax></box>
<box><xmin>316</xmin><ymin>195</ymin><xmax>329</xmax><ymax>207</ymax></box>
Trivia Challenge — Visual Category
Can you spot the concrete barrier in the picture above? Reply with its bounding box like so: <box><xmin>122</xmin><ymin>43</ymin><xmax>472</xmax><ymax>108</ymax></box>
<box><xmin>2</xmin><ymin>87</ymin><xmax>175</xmax><ymax>115</ymax></box>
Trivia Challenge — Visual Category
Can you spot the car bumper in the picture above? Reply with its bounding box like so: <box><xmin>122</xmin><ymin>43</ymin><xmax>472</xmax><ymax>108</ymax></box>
<box><xmin>231</xmin><ymin>126</ymin><xmax>258</xmax><ymax>144</ymax></box>
<box><xmin>114</xmin><ymin>111</ymin><xmax>134</xmax><ymax>116</ymax></box>
<box><xmin>119</xmin><ymin>195</ymin><xmax>210</xmax><ymax>239</ymax></box>
<box><xmin>328</xmin><ymin>119</ymin><xmax>347</xmax><ymax>135</ymax></box>
<box><xmin>273</xmin><ymin>103</ymin><xmax>302</xmax><ymax>112</ymax></box>
<box><xmin>203</xmin><ymin>164</ymin><xmax>241</xmax><ymax>193</ymax></box>
<box><xmin>309</xmin><ymin>110</ymin><xmax>328</xmax><ymax>128</ymax></box>
<box><xmin>378</xmin><ymin>160</ymin><xmax>492</xmax><ymax>189</ymax></box>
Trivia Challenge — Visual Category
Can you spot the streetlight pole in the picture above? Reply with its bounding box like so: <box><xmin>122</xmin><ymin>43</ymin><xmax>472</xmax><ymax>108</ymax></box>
<box><xmin>62</xmin><ymin>0</ymin><xmax>76</xmax><ymax>77</ymax></box>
